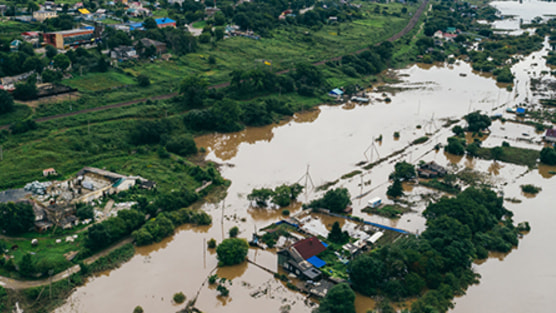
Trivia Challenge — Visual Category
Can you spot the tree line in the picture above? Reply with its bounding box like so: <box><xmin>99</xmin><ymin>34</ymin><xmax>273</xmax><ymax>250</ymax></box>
<box><xmin>348</xmin><ymin>187</ymin><xmax>525</xmax><ymax>312</ymax></box>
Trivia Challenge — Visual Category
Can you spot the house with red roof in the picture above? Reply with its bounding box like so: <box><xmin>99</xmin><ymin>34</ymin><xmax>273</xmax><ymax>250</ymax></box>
<box><xmin>277</xmin><ymin>237</ymin><xmax>326</xmax><ymax>281</ymax></box>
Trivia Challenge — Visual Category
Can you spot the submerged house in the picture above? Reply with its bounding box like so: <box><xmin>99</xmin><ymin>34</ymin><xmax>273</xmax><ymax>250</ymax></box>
<box><xmin>277</xmin><ymin>237</ymin><xmax>327</xmax><ymax>281</ymax></box>
<box><xmin>417</xmin><ymin>161</ymin><xmax>447</xmax><ymax>178</ymax></box>
<box><xmin>545</xmin><ymin>128</ymin><xmax>556</xmax><ymax>143</ymax></box>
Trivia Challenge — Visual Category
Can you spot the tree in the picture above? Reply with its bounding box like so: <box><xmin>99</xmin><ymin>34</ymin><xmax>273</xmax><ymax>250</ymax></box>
<box><xmin>349</xmin><ymin>254</ymin><xmax>386</xmax><ymax>295</ymax></box>
<box><xmin>42</xmin><ymin>69</ymin><xmax>63</xmax><ymax>83</ymax></box>
<box><xmin>214</xmin><ymin>27</ymin><xmax>225</xmax><ymax>41</ymax></box>
<box><xmin>464</xmin><ymin>112</ymin><xmax>491</xmax><ymax>132</ymax></box>
<box><xmin>18</xmin><ymin>253</ymin><xmax>36</xmax><ymax>277</ymax></box>
<box><xmin>143</xmin><ymin>17</ymin><xmax>157</xmax><ymax>29</ymax></box>
<box><xmin>271</xmin><ymin>184</ymin><xmax>295</xmax><ymax>207</ymax></box>
<box><xmin>491</xmin><ymin>146</ymin><xmax>504</xmax><ymax>161</ymax></box>
<box><xmin>45</xmin><ymin>45</ymin><xmax>58</xmax><ymax>59</ymax></box>
<box><xmin>0</xmin><ymin>202</ymin><xmax>35</xmax><ymax>235</ymax></box>
<box><xmin>179</xmin><ymin>76</ymin><xmax>208</xmax><ymax>108</ymax></box>
<box><xmin>132</xmin><ymin>227</ymin><xmax>154</xmax><ymax>246</ymax></box>
<box><xmin>540</xmin><ymin>147</ymin><xmax>556</xmax><ymax>165</ymax></box>
<box><xmin>452</xmin><ymin>125</ymin><xmax>464</xmax><ymax>137</ymax></box>
<box><xmin>328</xmin><ymin>221</ymin><xmax>349</xmax><ymax>244</ymax></box>
<box><xmin>117</xmin><ymin>209</ymin><xmax>146</xmax><ymax>232</ymax></box>
<box><xmin>13</xmin><ymin>82</ymin><xmax>38</xmax><ymax>101</ymax></box>
<box><xmin>445</xmin><ymin>137</ymin><xmax>465</xmax><ymax>156</ymax></box>
<box><xmin>387</xmin><ymin>179</ymin><xmax>404</xmax><ymax>198</ymax></box>
<box><xmin>0</xmin><ymin>90</ymin><xmax>14</xmax><ymax>115</ymax></box>
<box><xmin>390</xmin><ymin>161</ymin><xmax>416</xmax><ymax>181</ymax></box>
<box><xmin>314</xmin><ymin>283</ymin><xmax>356</xmax><ymax>313</ymax></box>
<box><xmin>173</xmin><ymin>292</ymin><xmax>186</xmax><ymax>304</ymax></box>
<box><xmin>23</xmin><ymin>56</ymin><xmax>44</xmax><ymax>73</ymax></box>
<box><xmin>165</xmin><ymin>134</ymin><xmax>198</xmax><ymax>156</ymax></box>
<box><xmin>309</xmin><ymin>188</ymin><xmax>351</xmax><ymax>213</ymax></box>
<box><xmin>216</xmin><ymin>238</ymin><xmax>249</xmax><ymax>266</ymax></box>
<box><xmin>247</xmin><ymin>188</ymin><xmax>273</xmax><ymax>207</ymax></box>
<box><xmin>133</xmin><ymin>306</ymin><xmax>144</xmax><ymax>313</ymax></box>
<box><xmin>229</xmin><ymin>226</ymin><xmax>239</xmax><ymax>238</ymax></box>
<box><xmin>76</xmin><ymin>204</ymin><xmax>94</xmax><ymax>220</ymax></box>
<box><xmin>85</xmin><ymin>223</ymin><xmax>112</xmax><ymax>251</ymax></box>
<box><xmin>53</xmin><ymin>54</ymin><xmax>71</xmax><ymax>71</ymax></box>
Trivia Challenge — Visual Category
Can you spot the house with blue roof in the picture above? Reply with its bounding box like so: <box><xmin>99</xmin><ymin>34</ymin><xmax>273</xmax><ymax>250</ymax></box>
<box><xmin>155</xmin><ymin>17</ymin><xmax>176</xmax><ymax>28</ymax></box>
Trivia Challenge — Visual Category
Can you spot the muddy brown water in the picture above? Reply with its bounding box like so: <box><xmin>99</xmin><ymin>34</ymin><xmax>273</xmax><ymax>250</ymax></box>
<box><xmin>56</xmin><ymin>4</ymin><xmax>556</xmax><ymax>313</ymax></box>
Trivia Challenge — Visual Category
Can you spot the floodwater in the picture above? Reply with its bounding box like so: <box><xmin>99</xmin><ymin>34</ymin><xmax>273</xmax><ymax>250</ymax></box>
<box><xmin>56</xmin><ymin>3</ymin><xmax>556</xmax><ymax>313</ymax></box>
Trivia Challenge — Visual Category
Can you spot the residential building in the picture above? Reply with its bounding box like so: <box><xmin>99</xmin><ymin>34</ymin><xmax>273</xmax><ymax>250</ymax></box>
<box><xmin>43</xmin><ymin>168</ymin><xmax>57</xmax><ymax>177</ymax></box>
<box><xmin>155</xmin><ymin>17</ymin><xmax>176</xmax><ymax>28</ymax></box>
<box><xmin>110</xmin><ymin>45</ymin><xmax>137</xmax><ymax>61</ymax></box>
<box><xmin>545</xmin><ymin>128</ymin><xmax>556</xmax><ymax>142</ymax></box>
<box><xmin>33</xmin><ymin>10</ymin><xmax>57</xmax><ymax>22</ymax></box>
<box><xmin>9</xmin><ymin>40</ymin><xmax>21</xmax><ymax>52</ymax></box>
<box><xmin>139</xmin><ymin>38</ymin><xmax>167</xmax><ymax>54</ymax></box>
<box><xmin>43</xmin><ymin>28</ymin><xmax>94</xmax><ymax>49</ymax></box>
<box><xmin>417</xmin><ymin>161</ymin><xmax>447</xmax><ymax>178</ymax></box>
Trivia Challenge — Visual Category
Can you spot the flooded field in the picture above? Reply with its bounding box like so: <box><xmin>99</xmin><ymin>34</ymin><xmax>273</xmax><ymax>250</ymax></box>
<box><xmin>56</xmin><ymin>2</ymin><xmax>556</xmax><ymax>313</ymax></box>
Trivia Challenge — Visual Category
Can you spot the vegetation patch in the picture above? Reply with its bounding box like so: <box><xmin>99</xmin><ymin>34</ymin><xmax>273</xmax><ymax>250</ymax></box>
<box><xmin>520</xmin><ymin>184</ymin><xmax>541</xmax><ymax>194</ymax></box>
<box><xmin>362</xmin><ymin>204</ymin><xmax>410</xmax><ymax>218</ymax></box>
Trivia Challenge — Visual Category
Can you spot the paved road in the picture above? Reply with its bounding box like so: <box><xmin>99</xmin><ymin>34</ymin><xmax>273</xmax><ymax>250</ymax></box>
<box><xmin>0</xmin><ymin>0</ymin><xmax>429</xmax><ymax>131</ymax></box>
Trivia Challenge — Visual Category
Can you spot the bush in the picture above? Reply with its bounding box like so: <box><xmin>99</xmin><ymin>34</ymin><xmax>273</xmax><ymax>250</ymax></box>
<box><xmin>133</xmin><ymin>306</ymin><xmax>144</xmax><ymax>313</ymax></box>
<box><xmin>282</xmin><ymin>209</ymin><xmax>290</xmax><ymax>216</ymax></box>
<box><xmin>0</xmin><ymin>90</ymin><xmax>14</xmax><ymax>114</ymax></box>
<box><xmin>445</xmin><ymin>137</ymin><xmax>465</xmax><ymax>156</ymax></box>
<box><xmin>173</xmin><ymin>292</ymin><xmax>186</xmax><ymax>304</ymax></box>
<box><xmin>520</xmin><ymin>184</ymin><xmax>541</xmax><ymax>194</ymax></box>
<box><xmin>165</xmin><ymin>134</ymin><xmax>198</xmax><ymax>157</ymax></box>
<box><xmin>540</xmin><ymin>147</ymin><xmax>556</xmax><ymax>165</ymax></box>
<box><xmin>207</xmin><ymin>238</ymin><xmax>217</xmax><ymax>249</ymax></box>
<box><xmin>309</xmin><ymin>188</ymin><xmax>351</xmax><ymax>213</ymax></box>
<box><xmin>208</xmin><ymin>274</ymin><xmax>218</xmax><ymax>284</ymax></box>
<box><xmin>229</xmin><ymin>226</ymin><xmax>239</xmax><ymax>238</ymax></box>
<box><xmin>136</xmin><ymin>74</ymin><xmax>150</xmax><ymax>87</ymax></box>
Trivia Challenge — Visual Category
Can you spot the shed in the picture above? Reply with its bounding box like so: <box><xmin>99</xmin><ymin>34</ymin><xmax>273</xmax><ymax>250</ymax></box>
<box><xmin>306</xmin><ymin>255</ymin><xmax>326</xmax><ymax>268</ymax></box>
<box><xmin>43</xmin><ymin>168</ymin><xmax>57</xmax><ymax>177</ymax></box>
<box><xmin>367</xmin><ymin>231</ymin><xmax>384</xmax><ymax>245</ymax></box>
<box><xmin>328</xmin><ymin>88</ymin><xmax>344</xmax><ymax>97</ymax></box>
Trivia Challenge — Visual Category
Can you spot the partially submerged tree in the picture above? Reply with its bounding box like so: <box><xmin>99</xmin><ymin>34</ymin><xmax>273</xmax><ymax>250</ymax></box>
<box><xmin>216</xmin><ymin>238</ymin><xmax>249</xmax><ymax>266</ymax></box>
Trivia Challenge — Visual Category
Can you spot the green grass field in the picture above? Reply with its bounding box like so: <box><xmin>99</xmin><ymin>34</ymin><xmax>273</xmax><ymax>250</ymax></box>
<box><xmin>63</xmin><ymin>71</ymin><xmax>137</xmax><ymax>92</ymax></box>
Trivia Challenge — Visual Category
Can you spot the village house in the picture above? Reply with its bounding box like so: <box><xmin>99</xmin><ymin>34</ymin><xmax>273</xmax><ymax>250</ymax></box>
<box><xmin>545</xmin><ymin>128</ymin><xmax>556</xmax><ymax>142</ymax></box>
<box><xmin>155</xmin><ymin>17</ymin><xmax>176</xmax><ymax>28</ymax></box>
<box><xmin>139</xmin><ymin>38</ymin><xmax>167</xmax><ymax>54</ymax></box>
<box><xmin>33</xmin><ymin>10</ymin><xmax>57</xmax><ymax>22</ymax></box>
<box><xmin>42</xmin><ymin>168</ymin><xmax>57</xmax><ymax>177</ymax></box>
<box><xmin>417</xmin><ymin>161</ymin><xmax>448</xmax><ymax>179</ymax></box>
<box><xmin>277</xmin><ymin>237</ymin><xmax>327</xmax><ymax>281</ymax></box>
<box><xmin>110</xmin><ymin>45</ymin><xmax>137</xmax><ymax>61</ymax></box>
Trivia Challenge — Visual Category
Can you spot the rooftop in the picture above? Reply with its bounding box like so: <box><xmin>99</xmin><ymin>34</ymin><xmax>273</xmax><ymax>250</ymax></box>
<box><xmin>292</xmin><ymin>237</ymin><xmax>326</xmax><ymax>260</ymax></box>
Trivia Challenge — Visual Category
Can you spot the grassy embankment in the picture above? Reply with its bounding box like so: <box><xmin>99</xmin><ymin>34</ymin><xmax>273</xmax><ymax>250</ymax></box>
<box><xmin>1</xmin><ymin>243</ymin><xmax>136</xmax><ymax>313</ymax></box>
